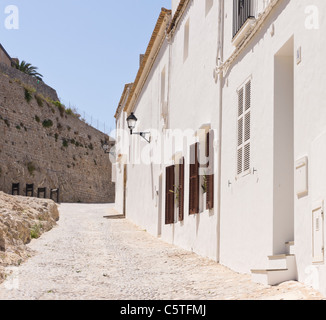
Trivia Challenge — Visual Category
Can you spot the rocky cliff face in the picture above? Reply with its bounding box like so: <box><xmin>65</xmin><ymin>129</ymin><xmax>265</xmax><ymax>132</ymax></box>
<box><xmin>0</xmin><ymin>71</ymin><xmax>115</xmax><ymax>203</ymax></box>
<box><xmin>0</xmin><ymin>192</ymin><xmax>59</xmax><ymax>282</ymax></box>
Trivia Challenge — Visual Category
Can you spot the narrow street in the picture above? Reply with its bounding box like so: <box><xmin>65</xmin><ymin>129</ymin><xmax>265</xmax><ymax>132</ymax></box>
<box><xmin>0</xmin><ymin>204</ymin><xmax>323</xmax><ymax>300</ymax></box>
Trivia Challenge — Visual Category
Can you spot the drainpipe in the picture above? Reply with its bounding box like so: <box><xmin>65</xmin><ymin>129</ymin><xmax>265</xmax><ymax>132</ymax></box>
<box><xmin>216</xmin><ymin>0</ymin><xmax>224</xmax><ymax>263</ymax></box>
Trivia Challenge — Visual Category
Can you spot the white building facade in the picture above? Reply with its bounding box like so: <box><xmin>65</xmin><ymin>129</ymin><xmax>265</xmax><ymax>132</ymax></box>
<box><xmin>114</xmin><ymin>0</ymin><xmax>326</xmax><ymax>296</ymax></box>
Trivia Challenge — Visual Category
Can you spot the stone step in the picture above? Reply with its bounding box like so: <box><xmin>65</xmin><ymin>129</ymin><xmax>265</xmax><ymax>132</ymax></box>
<box><xmin>268</xmin><ymin>254</ymin><xmax>295</xmax><ymax>270</ymax></box>
<box><xmin>285</xmin><ymin>241</ymin><xmax>295</xmax><ymax>255</ymax></box>
<box><xmin>251</xmin><ymin>242</ymin><xmax>297</xmax><ymax>286</ymax></box>
<box><xmin>251</xmin><ymin>268</ymin><xmax>296</xmax><ymax>286</ymax></box>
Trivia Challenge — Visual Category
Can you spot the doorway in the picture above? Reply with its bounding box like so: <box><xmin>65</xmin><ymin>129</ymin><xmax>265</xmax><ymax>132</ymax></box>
<box><xmin>273</xmin><ymin>37</ymin><xmax>294</xmax><ymax>254</ymax></box>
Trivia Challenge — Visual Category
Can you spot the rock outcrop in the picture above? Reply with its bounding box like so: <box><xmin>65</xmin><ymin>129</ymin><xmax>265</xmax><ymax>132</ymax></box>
<box><xmin>0</xmin><ymin>192</ymin><xmax>59</xmax><ymax>282</ymax></box>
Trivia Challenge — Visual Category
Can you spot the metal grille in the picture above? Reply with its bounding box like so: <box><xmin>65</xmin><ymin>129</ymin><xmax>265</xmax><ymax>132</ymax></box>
<box><xmin>233</xmin><ymin>0</ymin><xmax>255</xmax><ymax>38</ymax></box>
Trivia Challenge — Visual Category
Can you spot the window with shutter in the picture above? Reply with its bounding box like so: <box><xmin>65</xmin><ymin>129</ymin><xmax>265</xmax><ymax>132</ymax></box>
<box><xmin>189</xmin><ymin>143</ymin><xmax>200</xmax><ymax>215</ymax></box>
<box><xmin>237</xmin><ymin>79</ymin><xmax>251</xmax><ymax>176</ymax></box>
<box><xmin>206</xmin><ymin>130</ymin><xmax>214</xmax><ymax>210</ymax></box>
<box><xmin>165</xmin><ymin>165</ymin><xmax>175</xmax><ymax>225</ymax></box>
<box><xmin>179</xmin><ymin>157</ymin><xmax>185</xmax><ymax>222</ymax></box>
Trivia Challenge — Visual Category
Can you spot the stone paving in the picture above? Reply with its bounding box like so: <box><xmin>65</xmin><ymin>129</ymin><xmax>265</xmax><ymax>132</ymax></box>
<box><xmin>0</xmin><ymin>203</ymin><xmax>324</xmax><ymax>300</ymax></box>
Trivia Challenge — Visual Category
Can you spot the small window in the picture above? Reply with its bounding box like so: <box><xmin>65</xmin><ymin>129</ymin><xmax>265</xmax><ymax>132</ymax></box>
<box><xmin>233</xmin><ymin>0</ymin><xmax>255</xmax><ymax>38</ymax></box>
<box><xmin>184</xmin><ymin>19</ymin><xmax>190</xmax><ymax>62</ymax></box>
<box><xmin>189</xmin><ymin>143</ymin><xmax>199</xmax><ymax>214</ymax></box>
<box><xmin>161</xmin><ymin>67</ymin><xmax>166</xmax><ymax>107</ymax></box>
<box><xmin>237</xmin><ymin>79</ymin><xmax>252</xmax><ymax>176</ymax></box>
<box><xmin>179</xmin><ymin>157</ymin><xmax>185</xmax><ymax>221</ymax></box>
<box><xmin>205</xmin><ymin>0</ymin><xmax>213</xmax><ymax>16</ymax></box>
<box><xmin>206</xmin><ymin>130</ymin><xmax>215</xmax><ymax>210</ymax></box>
<box><xmin>165</xmin><ymin>165</ymin><xmax>175</xmax><ymax>225</ymax></box>
<box><xmin>161</xmin><ymin>67</ymin><xmax>167</xmax><ymax>118</ymax></box>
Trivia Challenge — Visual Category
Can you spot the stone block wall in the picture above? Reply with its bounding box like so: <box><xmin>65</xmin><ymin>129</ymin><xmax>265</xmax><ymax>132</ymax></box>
<box><xmin>0</xmin><ymin>46</ymin><xmax>11</xmax><ymax>68</ymax></box>
<box><xmin>0</xmin><ymin>72</ymin><xmax>115</xmax><ymax>203</ymax></box>
<box><xmin>0</xmin><ymin>63</ymin><xmax>58</xmax><ymax>101</ymax></box>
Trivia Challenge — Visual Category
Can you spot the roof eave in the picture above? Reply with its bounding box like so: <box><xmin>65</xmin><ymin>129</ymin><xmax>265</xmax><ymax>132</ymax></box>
<box><xmin>114</xmin><ymin>83</ymin><xmax>133</xmax><ymax>119</ymax></box>
<box><xmin>124</xmin><ymin>8</ymin><xmax>172</xmax><ymax>115</ymax></box>
<box><xmin>167</xmin><ymin>0</ymin><xmax>190</xmax><ymax>35</ymax></box>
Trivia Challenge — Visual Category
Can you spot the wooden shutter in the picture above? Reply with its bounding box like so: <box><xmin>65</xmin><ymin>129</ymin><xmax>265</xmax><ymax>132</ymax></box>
<box><xmin>206</xmin><ymin>130</ymin><xmax>215</xmax><ymax>210</ymax></box>
<box><xmin>179</xmin><ymin>157</ymin><xmax>185</xmax><ymax>222</ymax></box>
<box><xmin>237</xmin><ymin>79</ymin><xmax>251</xmax><ymax>175</ymax></box>
<box><xmin>237</xmin><ymin>87</ymin><xmax>244</xmax><ymax>175</ymax></box>
<box><xmin>244</xmin><ymin>80</ymin><xmax>251</xmax><ymax>172</ymax></box>
<box><xmin>189</xmin><ymin>143</ymin><xmax>199</xmax><ymax>215</ymax></box>
<box><xmin>165</xmin><ymin>165</ymin><xmax>175</xmax><ymax>225</ymax></box>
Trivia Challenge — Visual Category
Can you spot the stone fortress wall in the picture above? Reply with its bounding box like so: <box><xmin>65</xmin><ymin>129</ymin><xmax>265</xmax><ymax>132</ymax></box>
<box><xmin>0</xmin><ymin>68</ymin><xmax>115</xmax><ymax>203</ymax></box>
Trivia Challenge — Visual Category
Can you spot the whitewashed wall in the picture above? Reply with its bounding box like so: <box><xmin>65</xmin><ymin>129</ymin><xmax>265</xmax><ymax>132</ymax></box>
<box><xmin>221</xmin><ymin>0</ymin><xmax>326</xmax><ymax>296</ymax></box>
<box><xmin>160</xmin><ymin>0</ymin><xmax>220</xmax><ymax>261</ymax></box>
<box><xmin>122</xmin><ymin>0</ymin><xmax>222</xmax><ymax>261</ymax></box>
<box><xmin>125</xmin><ymin>40</ymin><xmax>170</xmax><ymax>237</ymax></box>
<box><xmin>115</xmin><ymin>0</ymin><xmax>326</xmax><ymax>297</ymax></box>
<box><xmin>114</xmin><ymin>111</ymin><xmax>128</xmax><ymax>214</ymax></box>
<box><xmin>292</xmin><ymin>0</ymin><xmax>326</xmax><ymax>296</ymax></box>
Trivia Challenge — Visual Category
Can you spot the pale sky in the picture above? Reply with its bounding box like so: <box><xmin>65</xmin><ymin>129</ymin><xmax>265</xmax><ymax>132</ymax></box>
<box><xmin>0</xmin><ymin>0</ymin><xmax>171</xmax><ymax>135</ymax></box>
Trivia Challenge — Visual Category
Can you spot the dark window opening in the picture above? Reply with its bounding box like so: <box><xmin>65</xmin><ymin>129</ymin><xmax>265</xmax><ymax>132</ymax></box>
<box><xmin>233</xmin><ymin>0</ymin><xmax>255</xmax><ymax>38</ymax></box>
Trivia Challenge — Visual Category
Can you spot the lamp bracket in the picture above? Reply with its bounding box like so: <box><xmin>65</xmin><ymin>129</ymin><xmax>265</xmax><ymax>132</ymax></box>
<box><xmin>132</xmin><ymin>131</ymin><xmax>151</xmax><ymax>143</ymax></box>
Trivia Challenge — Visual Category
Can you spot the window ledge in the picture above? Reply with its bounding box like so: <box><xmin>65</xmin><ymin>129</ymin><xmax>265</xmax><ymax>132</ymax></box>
<box><xmin>232</xmin><ymin>18</ymin><xmax>256</xmax><ymax>47</ymax></box>
<box><xmin>235</xmin><ymin>168</ymin><xmax>252</xmax><ymax>181</ymax></box>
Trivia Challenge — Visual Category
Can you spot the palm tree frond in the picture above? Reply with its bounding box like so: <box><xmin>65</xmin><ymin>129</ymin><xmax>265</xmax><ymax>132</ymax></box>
<box><xmin>14</xmin><ymin>59</ymin><xmax>43</xmax><ymax>80</ymax></box>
